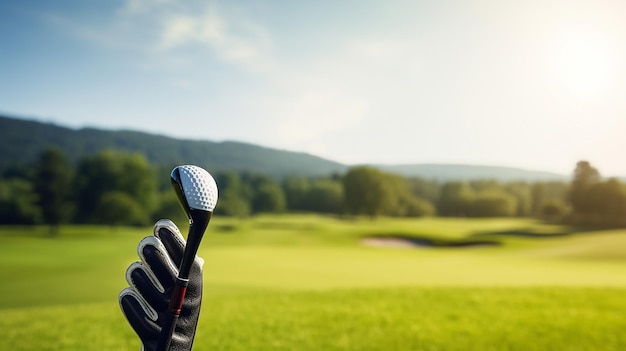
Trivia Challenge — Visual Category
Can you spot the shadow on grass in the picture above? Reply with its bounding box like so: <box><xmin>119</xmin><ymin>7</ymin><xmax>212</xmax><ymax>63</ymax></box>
<box><xmin>362</xmin><ymin>224</ymin><xmax>625</xmax><ymax>249</ymax></box>
<box><xmin>363</xmin><ymin>232</ymin><xmax>501</xmax><ymax>248</ymax></box>
<box><xmin>471</xmin><ymin>225</ymin><xmax>617</xmax><ymax>239</ymax></box>
<box><xmin>212</xmin><ymin>223</ymin><xmax>239</xmax><ymax>233</ymax></box>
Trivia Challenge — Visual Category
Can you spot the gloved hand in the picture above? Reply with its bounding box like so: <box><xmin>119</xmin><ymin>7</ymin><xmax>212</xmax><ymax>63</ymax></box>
<box><xmin>119</xmin><ymin>219</ymin><xmax>203</xmax><ymax>351</ymax></box>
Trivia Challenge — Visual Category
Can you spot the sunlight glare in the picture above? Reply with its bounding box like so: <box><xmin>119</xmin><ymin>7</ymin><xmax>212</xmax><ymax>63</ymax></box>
<box><xmin>554</xmin><ymin>31</ymin><xmax>615</xmax><ymax>99</ymax></box>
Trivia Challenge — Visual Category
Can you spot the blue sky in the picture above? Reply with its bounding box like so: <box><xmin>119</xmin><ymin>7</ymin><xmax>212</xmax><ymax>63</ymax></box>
<box><xmin>1</xmin><ymin>0</ymin><xmax>626</xmax><ymax>176</ymax></box>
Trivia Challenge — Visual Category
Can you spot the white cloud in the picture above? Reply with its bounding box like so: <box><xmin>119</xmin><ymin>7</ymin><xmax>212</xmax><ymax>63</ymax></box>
<box><xmin>153</xmin><ymin>3</ymin><xmax>273</xmax><ymax>72</ymax></box>
<box><xmin>159</xmin><ymin>15</ymin><xmax>197</xmax><ymax>49</ymax></box>
<box><xmin>46</xmin><ymin>0</ymin><xmax>273</xmax><ymax>72</ymax></box>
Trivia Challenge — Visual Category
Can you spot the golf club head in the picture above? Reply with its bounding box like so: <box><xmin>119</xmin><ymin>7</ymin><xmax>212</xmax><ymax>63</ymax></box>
<box><xmin>170</xmin><ymin>165</ymin><xmax>218</xmax><ymax>278</ymax></box>
<box><xmin>171</xmin><ymin>165</ymin><xmax>218</xmax><ymax>219</ymax></box>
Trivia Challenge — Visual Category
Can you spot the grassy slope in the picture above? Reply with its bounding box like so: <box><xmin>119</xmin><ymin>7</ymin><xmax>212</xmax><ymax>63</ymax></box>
<box><xmin>1</xmin><ymin>215</ymin><xmax>625</xmax><ymax>350</ymax></box>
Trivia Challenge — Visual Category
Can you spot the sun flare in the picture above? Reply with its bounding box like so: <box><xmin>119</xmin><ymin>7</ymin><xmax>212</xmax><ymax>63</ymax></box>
<box><xmin>553</xmin><ymin>30</ymin><xmax>615</xmax><ymax>98</ymax></box>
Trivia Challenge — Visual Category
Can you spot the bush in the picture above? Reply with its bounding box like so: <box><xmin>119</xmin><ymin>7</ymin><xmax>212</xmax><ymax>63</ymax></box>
<box><xmin>94</xmin><ymin>191</ymin><xmax>150</xmax><ymax>226</ymax></box>
<box><xmin>540</xmin><ymin>199</ymin><xmax>569</xmax><ymax>222</ymax></box>
<box><xmin>151</xmin><ymin>191</ymin><xmax>189</xmax><ymax>224</ymax></box>
<box><xmin>469</xmin><ymin>191</ymin><xmax>517</xmax><ymax>217</ymax></box>
<box><xmin>0</xmin><ymin>179</ymin><xmax>41</xmax><ymax>224</ymax></box>
<box><xmin>215</xmin><ymin>192</ymin><xmax>251</xmax><ymax>218</ymax></box>
<box><xmin>402</xmin><ymin>196</ymin><xmax>436</xmax><ymax>217</ymax></box>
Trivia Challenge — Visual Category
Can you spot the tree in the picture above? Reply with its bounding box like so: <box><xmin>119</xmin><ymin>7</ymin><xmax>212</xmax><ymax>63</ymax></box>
<box><xmin>34</xmin><ymin>148</ymin><xmax>74</xmax><ymax>235</ymax></box>
<box><xmin>407</xmin><ymin>177</ymin><xmax>440</xmax><ymax>203</ymax></box>
<box><xmin>399</xmin><ymin>194</ymin><xmax>436</xmax><ymax>217</ymax></box>
<box><xmin>343</xmin><ymin>166</ymin><xmax>396</xmax><ymax>218</ymax></box>
<box><xmin>215</xmin><ymin>171</ymin><xmax>251</xmax><ymax>217</ymax></box>
<box><xmin>217</xmin><ymin>192</ymin><xmax>251</xmax><ymax>217</ymax></box>
<box><xmin>252</xmin><ymin>180</ymin><xmax>286</xmax><ymax>214</ymax></box>
<box><xmin>469</xmin><ymin>180</ymin><xmax>501</xmax><ymax>192</ymax></box>
<box><xmin>282</xmin><ymin>176</ymin><xmax>311</xmax><ymax>211</ymax></box>
<box><xmin>383</xmin><ymin>173</ymin><xmax>413</xmax><ymax>216</ymax></box>
<box><xmin>504</xmin><ymin>182</ymin><xmax>532</xmax><ymax>217</ymax></box>
<box><xmin>531</xmin><ymin>181</ymin><xmax>569</xmax><ymax>216</ymax></box>
<box><xmin>469</xmin><ymin>191</ymin><xmax>517</xmax><ymax>217</ymax></box>
<box><xmin>565</xmin><ymin>161</ymin><xmax>626</xmax><ymax>227</ymax></box>
<box><xmin>437</xmin><ymin>182</ymin><xmax>474</xmax><ymax>216</ymax></box>
<box><xmin>240</xmin><ymin>173</ymin><xmax>286</xmax><ymax>214</ymax></box>
<box><xmin>75</xmin><ymin>150</ymin><xmax>157</xmax><ymax>223</ymax></box>
<box><xmin>0</xmin><ymin>178</ymin><xmax>41</xmax><ymax>224</ymax></box>
<box><xmin>95</xmin><ymin>191</ymin><xmax>150</xmax><ymax>227</ymax></box>
<box><xmin>305</xmin><ymin>178</ymin><xmax>344</xmax><ymax>214</ymax></box>
<box><xmin>602</xmin><ymin>179</ymin><xmax>626</xmax><ymax>223</ymax></box>
<box><xmin>540</xmin><ymin>199</ymin><xmax>569</xmax><ymax>222</ymax></box>
<box><xmin>587</xmin><ymin>178</ymin><xmax>626</xmax><ymax>226</ymax></box>
<box><xmin>379</xmin><ymin>173</ymin><xmax>436</xmax><ymax>217</ymax></box>
<box><xmin>568</xmin><ymin>161</ymin><xmax>600</xmax><ymax>215</ymax></box>
<box><xmin>151</xmin><ymin>191</ymin><xmax>188</xmax><ymax>224</ymax></box>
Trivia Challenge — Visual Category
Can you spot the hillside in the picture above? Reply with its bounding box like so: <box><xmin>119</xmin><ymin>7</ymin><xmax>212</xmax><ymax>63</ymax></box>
<box><xmin>0</xmin><ymin>115</ymin><xmax>570</xmax><ymax>181</ymax></box>
<box><xmin>0</xmin><ymin>115</ymin><xmax>346</xmax><ymax>177</ymax></box>
<box><xmin>377</xmin><ymin>164</ymin><xmax>568</xmax><ymax>182</ymax></box>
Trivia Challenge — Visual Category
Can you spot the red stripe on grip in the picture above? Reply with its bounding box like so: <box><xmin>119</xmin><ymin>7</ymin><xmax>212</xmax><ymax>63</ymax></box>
<box><xmin>168</xmin><ymin>285</ymin><xmax>187</xmax><ymax>315</ymax></box>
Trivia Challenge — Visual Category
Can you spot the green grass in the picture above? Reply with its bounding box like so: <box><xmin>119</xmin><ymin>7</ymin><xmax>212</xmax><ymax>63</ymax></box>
<box><xmin>4</xmin><ymin>288</ymin><xmax>624</xmax><ymax>351</ymax></box>
<box><xmin>1</xmin><ymin>215</ymin><xmax>625</xmax><ymax>350</ymax></box>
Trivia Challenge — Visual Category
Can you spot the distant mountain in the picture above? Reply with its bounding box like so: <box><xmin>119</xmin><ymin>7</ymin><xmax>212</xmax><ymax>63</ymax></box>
<box><xmin>376</xmin><ymin>164</ymin><xmax>568</xmax><ymax>182</ymax></box>
<box><xmin>0</xmin><ymin>115</ymin><xmax>570</xmax><ymax>181</ymax></box>
<box><xmin>0</xmin><ymin>115</ymin><xmax>346</xmax><ymax>177</ymax></box>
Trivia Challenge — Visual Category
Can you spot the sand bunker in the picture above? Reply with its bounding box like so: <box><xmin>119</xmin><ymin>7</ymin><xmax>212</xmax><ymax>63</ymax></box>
<box><xmin>361</xmin><ymin>237</ymin><xmax>424</xmax><ymax>249</ymax></box>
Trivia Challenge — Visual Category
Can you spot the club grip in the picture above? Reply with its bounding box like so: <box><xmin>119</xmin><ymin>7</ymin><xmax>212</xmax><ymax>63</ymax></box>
<box><xmin>156</xmin><ymin>278</ymin><xmax>189</xmax><ymax>351</ymax></box>
<box><xmin>168</xmin><ymin>282</ymin><xmax>188</xmax><ymax>315</ymax></box>
<box><xmin>156</xmin><ymin>313</ymin><xmax>179</xmax><ymax>351</ymax></box>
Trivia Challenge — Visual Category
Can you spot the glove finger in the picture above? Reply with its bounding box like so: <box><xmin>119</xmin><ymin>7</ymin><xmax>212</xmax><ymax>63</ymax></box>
<box><xmin>154</xmin><ymin>219</ymin><xmax>205</xmax><ymax>270</ymax></box>
<box><xmin>119</xmin><ymin>288</ymin><xmax>160</xmax><ymax>340</ymax></box>
<box><xmin>138</xmin><ymin>236</ymin><xmax>179</xmax><ymax>290</ymax></box>
<box><xmin>125</xmin><ymin>261</ymin><xmax>168</xmax><ymax>312</ymax></box>
<box><xmin>154</xmin><ymin>219</ymin><xmax>186</xmax><ymax>269</ymax></box>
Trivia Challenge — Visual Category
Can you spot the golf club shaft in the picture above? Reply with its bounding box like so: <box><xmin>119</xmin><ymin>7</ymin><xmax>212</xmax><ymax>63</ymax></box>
<box><xmin>156</xmin><ymin>278</ymin><xmax>186</xmax><ymax>351</ymax></box>
<box><xmin>156</xmin><ymin>212</ymin><xmax>211</xmax><ymax>351</ymax></box>
<box><xmin>156</xmin><ymin>247</ymin><xmax>195</xmax><ymax>351</ymax></box>
<box><xmin>157</xmin><ymin>165</ymin><xmax>217</xmax><ymax>351</ymax></box>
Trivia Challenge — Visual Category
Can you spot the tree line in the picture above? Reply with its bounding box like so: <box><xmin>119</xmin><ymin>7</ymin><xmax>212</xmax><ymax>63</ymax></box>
<box><xmin>0</xmin><ymin>148</ymin><xmax>624</xmax><ymax>233</ymax></box>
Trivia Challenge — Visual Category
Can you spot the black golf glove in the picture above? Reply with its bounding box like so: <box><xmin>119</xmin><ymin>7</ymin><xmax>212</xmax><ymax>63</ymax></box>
<box><xmin>119</xmin><ymin>219</ymin><xmax>203</xmax><ymax>351</ymax></box>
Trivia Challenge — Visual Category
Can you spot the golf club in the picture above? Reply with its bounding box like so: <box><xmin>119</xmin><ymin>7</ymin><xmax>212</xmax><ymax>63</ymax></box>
<box><xmin>157</xmin><ymin>165</ymin><xmax>218</xmax><ymax>351</ymax></box>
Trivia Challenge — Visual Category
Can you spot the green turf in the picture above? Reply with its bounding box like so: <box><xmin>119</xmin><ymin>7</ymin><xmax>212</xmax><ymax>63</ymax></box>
<box><xmin>1</xmin><ymin>215</ymin><xmax>625</xmax><ymax>350</ymax></box>
<box><xmin>2</xmin><ymin>288</ymin><xmax>625</xmax><ymax>351</ymax></box>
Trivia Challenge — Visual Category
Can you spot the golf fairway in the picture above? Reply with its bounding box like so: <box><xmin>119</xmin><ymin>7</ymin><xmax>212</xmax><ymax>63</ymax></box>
<box><xmin>1</xmin><ymin>215</ymin><xmax>625</xmax><ymax>350</ymax></box>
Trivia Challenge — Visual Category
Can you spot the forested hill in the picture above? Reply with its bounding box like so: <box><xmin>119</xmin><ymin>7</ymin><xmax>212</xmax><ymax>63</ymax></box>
<box><xmin>377</xmin><ymin>164</ymin><xmax>568</xmax><ymax>182</ymax></box>
<box><xmin>1</xmin><ymin>115</ymin><xmax>569</xmax><ymax>180</ymax></box>
<box><xmin>0</xmin><ymin>115</ymin><xmax>346</xmax><ymax>177</ymax></box>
